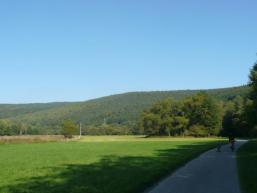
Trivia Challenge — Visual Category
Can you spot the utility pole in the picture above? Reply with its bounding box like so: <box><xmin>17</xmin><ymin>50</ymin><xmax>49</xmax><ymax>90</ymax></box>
<box><xmin>103</xmin><ymin>118</ymin><xmax>107</xmax><ymax>135</ymax></box>
<box><xmin>79</xmin><ymin>122</ymin><xmax>82</xmax><ymax>139</ymax></box>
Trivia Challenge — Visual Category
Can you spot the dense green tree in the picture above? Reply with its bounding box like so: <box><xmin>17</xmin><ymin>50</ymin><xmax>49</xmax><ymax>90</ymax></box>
<box><xmin>168</xmin><ymin>116</ymin><xmax>189</xmax><ymax>136</ymax></box>
<box><xmin>0</xmin><ymin>120</ymin><xmax>11</xmax><ymax>136</ymax></box>
<box><xmin>165</xmin><ymin>101</ymin><xmax>189</xmax><ymax>136</ymax></box>
<box><xmin>221</xmin><ymin>96</ymin><xmax>249</xmax><ymax>137</ymax></box>
<box><xmin>141</xmin><ymin>111</ymin><xmax>162</xmax><ymax>135</ymax></box>
<box><xmin>140</xmin><ymin>99</ymin><xmax>167</xmax><ymax>136</ymax></box>
<box><xmin>62</xmin><ymin>120</ymin><xmax>77</xmax><ymax>138</ymax></box>
<box><xmin>183</xmin><ymin>92</ymin><xmax>223</xmax><ymax>136</ymax></box>
<box><xmin>140</xmin><ymin>99</ymin><xmax>189</xmax><ymax>136</ymax></box>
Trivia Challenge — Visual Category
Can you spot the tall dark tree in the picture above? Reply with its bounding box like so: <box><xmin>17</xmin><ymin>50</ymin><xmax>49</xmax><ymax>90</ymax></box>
<box><xmin>222</xmin><ymin>96</ymin><xmax>249</xmax><ymax>137</ymax></box>
<box><xmin>246</xmin><ymin>62</ymin><xmax>257</xmax><ymax>136</ymax></box>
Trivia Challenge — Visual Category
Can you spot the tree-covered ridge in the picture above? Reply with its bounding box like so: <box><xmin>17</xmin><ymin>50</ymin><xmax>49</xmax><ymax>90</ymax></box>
<box><xmin>0</xmin><ymin>103</ymin><xmax>70</xmax><ymax>119</ymax></box>
<box><xmin>0</xmin><ymin>86</ymin><xmax>249</xmax><ymax>135</ymax></box>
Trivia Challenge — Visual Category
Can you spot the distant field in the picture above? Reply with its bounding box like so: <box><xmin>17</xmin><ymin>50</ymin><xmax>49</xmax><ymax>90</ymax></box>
<box><xmin>237</xmin><ymin>140</ymin><xmax>257</xmax><ymax>193</ymax></box>
<box><xmin>0</xmin><ymin>135</ymin><xmax>64</xmax><ymax>144</ymax></box>
<box><xmin>0</xmin><ymin>137</ymin><xmax>224</xmax><ymax>193</ymax></box>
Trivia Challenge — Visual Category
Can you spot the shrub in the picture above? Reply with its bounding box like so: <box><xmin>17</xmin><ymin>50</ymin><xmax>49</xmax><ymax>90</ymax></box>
<box><xmin>187</xmin><ymin>125</ymin><xmax>209</xmax><ymax>137</ymax></box>
<box><xmin>62</xmin><ymin>120</ymin><xmax>77</xmax><ymax>138</ymax></box>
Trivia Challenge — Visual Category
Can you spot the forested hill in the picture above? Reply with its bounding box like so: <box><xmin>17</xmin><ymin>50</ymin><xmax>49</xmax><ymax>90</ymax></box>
<box><xmin>0</xmin><ymin>86</ymin><xmax>249</xmax><ymax>134</ymax></box>
<box><xmin>0</xmin><ymin>102</ymin><xmax>70</xmax><ymax>120</ymax></box>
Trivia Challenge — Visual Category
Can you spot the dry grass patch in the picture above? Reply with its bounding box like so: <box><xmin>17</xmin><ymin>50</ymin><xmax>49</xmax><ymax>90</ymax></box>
<box><xmin>0</xmin><ymin>135</ymin><xmax>64</xmax><ymax>144</ymax></box>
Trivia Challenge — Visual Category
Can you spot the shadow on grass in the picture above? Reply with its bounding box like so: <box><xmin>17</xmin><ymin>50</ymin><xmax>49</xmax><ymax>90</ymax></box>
<box><xmin>0</xmin><ymin>142</ymin><xmax>219</xmax><ymax>193</ymax></box>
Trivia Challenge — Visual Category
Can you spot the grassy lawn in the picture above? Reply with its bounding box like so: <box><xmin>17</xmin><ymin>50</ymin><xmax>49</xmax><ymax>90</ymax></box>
<box><xmin>237</xmin><ymin>140</ymin><xmax>257</xmax><ymax>193</ymax></box>
<box><xmin>0</xmin><ymin>137</ymin><xmax>223</xmax><ymax>193</ymax></box>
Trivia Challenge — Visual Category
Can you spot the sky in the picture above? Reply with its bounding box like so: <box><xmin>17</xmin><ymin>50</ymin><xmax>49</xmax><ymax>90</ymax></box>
<box><xmin>0</xmin><ymin>0</ymin><xmax>257</xmax><ymax>103</ymax></box>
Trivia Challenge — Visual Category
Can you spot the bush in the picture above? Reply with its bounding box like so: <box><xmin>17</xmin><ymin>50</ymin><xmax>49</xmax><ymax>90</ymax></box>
<box><xmin>250</xmin><ymin>126</ymin><xmax>257</xmax><ymax>138</ymax></box>
<box><xmin>187</xmin><ymin>125</ymin><xmax>209</xmax><ymax>137</ymax></box>
<box><xmin>62</xmin><ymin>120</ymin><xmax>77</xmax><ymax>138</ymax></box>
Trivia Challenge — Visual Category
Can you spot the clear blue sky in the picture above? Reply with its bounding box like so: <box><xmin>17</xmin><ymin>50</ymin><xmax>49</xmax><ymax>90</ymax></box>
<box><xmin>0</xmin><ymin>0</ymin><xmax>256</xmax><ymax>103</ymax></box>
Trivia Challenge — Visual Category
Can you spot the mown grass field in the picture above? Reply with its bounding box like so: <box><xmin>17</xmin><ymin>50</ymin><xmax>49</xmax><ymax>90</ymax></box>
<box><xmin>0</xmin><ymin>136</ymin><xmax>223</xmax><ymax>193</ymax></box>
<box><xmin>237</xmin><ymin>140</ymin><xmax>257</xmax><ymax>193</ymax></box>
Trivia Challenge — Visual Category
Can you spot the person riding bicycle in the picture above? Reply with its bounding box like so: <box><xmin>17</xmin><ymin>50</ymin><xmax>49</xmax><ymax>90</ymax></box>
<box><xmin>229</xmin><ymin>136</ymin><xmax>235</xmax><ymax>152</ymax></box>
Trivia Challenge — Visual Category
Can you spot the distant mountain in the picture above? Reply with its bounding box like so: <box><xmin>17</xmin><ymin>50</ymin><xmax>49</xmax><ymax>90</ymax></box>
<box><xmin>0</xmin><ymin>86</ymin><xmax>249</xmax><ymax>134</ymax></box>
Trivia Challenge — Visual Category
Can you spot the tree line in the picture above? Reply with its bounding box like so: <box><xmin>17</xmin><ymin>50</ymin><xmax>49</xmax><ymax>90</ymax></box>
<box><xmin>61</xmin><ymin>120</ymin><xmax>133</xmax><ymax>138</ymax></box>
<box><xmin>0</xmin><ymin>119</ymin><xmax>134</xmax><ymax>137</ymax></box>
<box><xmin>138</xmin><ymin>92</ymin><xmax>222</xmax><ymax>137</ymax></box>
<box><xmin>0</xmin><ymin>120</ymin><xmax>29</xmax><ymax>136</ymax></box>
<box><xmin>139</xmin><ymin>62</ymin><xmax>257</xmax><ymax>137</ymax></box>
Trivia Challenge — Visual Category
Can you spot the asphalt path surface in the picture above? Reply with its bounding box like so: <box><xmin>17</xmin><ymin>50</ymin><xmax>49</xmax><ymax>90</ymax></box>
<box><xmin>147</xmin><ymin>140</ymin><xmax>247</xmax><ymax>193</ymax></box>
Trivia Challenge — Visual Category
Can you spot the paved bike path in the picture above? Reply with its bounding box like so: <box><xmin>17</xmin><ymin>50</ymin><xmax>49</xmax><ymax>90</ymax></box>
<box><xmin>147</xmin><ymin>140</ymin><xmax>247</xmax><ymax>193</ymax></box>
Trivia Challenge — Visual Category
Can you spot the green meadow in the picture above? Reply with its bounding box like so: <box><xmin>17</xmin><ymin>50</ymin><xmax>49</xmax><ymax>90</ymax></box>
<box><xmin>237</xmin><ymin>140</ymin><xmax>257</xmax><ymax>193</ymax></box>
<box><xmin>0</xmin><ymin>137</ymin><xmax>223</xmax><ymax>193</ymax></box>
